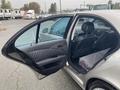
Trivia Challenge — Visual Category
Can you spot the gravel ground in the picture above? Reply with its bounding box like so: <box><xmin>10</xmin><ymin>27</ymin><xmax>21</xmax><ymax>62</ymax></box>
<box><xmin>0</xmin><ymin>19</ymin><xmax>82</xmax><ymax>90</ymax></box>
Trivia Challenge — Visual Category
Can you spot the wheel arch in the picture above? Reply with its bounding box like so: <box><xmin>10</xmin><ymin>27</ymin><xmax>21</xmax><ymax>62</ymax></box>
<box><xmin>85</xmin><ymin>78</ymin><xmax>117</xmax><ymax>90</ymax></box>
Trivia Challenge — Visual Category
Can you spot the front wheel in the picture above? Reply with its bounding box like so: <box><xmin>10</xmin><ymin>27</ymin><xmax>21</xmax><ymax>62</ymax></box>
<box><xmin>88</xmin><ymin>80</ymin><xmax>116</xmax><ymax>90</ymax></box>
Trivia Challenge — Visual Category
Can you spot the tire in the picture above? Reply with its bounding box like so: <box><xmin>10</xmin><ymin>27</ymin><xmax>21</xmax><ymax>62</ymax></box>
<box><xmin>88</xmin><ymin>80</ymin><xmax>116</xmax><ymax>90</ymax></box>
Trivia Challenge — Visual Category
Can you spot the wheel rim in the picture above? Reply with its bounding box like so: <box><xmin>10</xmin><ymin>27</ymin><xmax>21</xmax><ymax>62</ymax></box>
<box><xmin>93</xmin><ymin>88</ymin><xmax>105</xmax><ymax>90</ymax></box>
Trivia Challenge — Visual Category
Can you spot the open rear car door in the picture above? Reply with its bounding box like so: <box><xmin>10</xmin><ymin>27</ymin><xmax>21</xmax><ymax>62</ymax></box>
<box><xmin>1</xmin><ymin>15</ymin><xmax>73</xmax><ymax>79</ymax></box>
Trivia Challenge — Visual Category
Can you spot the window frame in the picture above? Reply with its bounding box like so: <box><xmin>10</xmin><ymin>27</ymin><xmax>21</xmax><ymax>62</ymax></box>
<box><xmin>12</xmin><ymin>15</ymin><xmax>73</xmax><ymax>47</ymax></box>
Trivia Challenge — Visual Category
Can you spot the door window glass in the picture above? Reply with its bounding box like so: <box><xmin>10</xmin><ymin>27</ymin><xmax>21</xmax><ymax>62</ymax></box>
<box><xmin>38</xmin><ymin>17</ymin><xmax>70</xmax><ymax>42</ymax></box>
<box><xmin>15</xmin><ymin>17</ymin><xmax>71</xmax><ymax>49</ymax></box>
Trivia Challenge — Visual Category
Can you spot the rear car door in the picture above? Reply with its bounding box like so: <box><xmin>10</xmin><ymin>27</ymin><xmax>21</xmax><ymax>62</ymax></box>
<box><xmin>2</xmin><ymin>15</ymin><xmax>73</xmax><ymax>78</ymax></box>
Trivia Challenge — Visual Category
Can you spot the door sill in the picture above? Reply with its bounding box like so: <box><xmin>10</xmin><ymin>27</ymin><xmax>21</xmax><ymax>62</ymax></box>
<box><xmin>63</xmin><ymin>66</ymin><xmax>85</xmax><ymax>89</ymax></box>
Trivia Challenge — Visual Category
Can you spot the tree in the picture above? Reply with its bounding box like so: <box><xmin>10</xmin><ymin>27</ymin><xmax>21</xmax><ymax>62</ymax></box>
<box><xmin>20</xmin><ymin>4</ymin><xmax>29</xmax><ymax>11</ymax></box>
<box><xmin>29</xmin><ymin>2</ymin><xmax>40</xmax><ymax>14</ymax></box>
<box><xmin>1</xmin><ymin>0</ymin><xmax>12</xmax><ymax>9</ymax></box>
<box><xmin>112</xmin><ymin>3</ymin><xmax>120</xmax><ymax>9</ymax></box>
<box><xmin>49</xmin><ymin>3</ymin><xmax>57</xmax><ymax>14</ymax></box>
<box><xmin>1</xmin><ymin>0</ymin><xmax>6</xmax><ymax>8</ymax></box>
<box><xmin>5</xmin><ymin>1</ymin><xmax>12</xmax><ymax>9</ymax></box>
<box><xmin>20</xmin><ymin>2</ymin><xmax>40</xmax><ymax>14</ymax></box>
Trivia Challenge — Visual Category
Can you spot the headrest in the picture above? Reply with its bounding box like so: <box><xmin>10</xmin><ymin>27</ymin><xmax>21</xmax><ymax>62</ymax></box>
<box><xmin>81</xmin><ymin>22</ymin><xmax>95</xmax><ymax>34</ymax></box>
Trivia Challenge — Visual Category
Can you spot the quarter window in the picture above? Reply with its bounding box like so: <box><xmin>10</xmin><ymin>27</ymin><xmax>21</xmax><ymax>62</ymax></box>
<box><xmin>15</xmin><ymin>25</ymin><xmax>37</xmax><ymax>49</ymax></box>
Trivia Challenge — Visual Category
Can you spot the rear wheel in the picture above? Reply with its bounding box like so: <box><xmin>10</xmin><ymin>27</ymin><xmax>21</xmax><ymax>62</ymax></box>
<box><xmin>88</xmin><ymin>80</ymin><xmax>116</xmax><ymax>90</ymax></box>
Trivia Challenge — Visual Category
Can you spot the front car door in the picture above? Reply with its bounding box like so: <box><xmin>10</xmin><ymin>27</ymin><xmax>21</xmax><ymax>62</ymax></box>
<box><xmin>2</xmin><ymin>15</ymin><xmax>73</xmax><ymax>78</ymax></box>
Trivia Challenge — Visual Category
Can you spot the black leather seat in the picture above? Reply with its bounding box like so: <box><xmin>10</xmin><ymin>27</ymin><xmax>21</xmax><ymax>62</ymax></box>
<box><xmin>71</xmin><ymin>22</ymin><xmax>98</xmax><ymax>58</ymax></box>
<box><xmin>93</xmin><ymin>31</ymin><xmax>118</xmax><ymax>52</ymax></box>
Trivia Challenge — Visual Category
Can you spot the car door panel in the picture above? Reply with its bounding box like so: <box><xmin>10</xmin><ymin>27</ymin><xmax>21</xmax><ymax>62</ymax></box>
<box><xmin>22</xmin><ymin>39</ymin><xmax>67</xmax><ymax>65</ymax></box>
<box><xmin>2</xmin><ymin>15</ymin><xmax>72</xmax><ymax>78</ymax></box>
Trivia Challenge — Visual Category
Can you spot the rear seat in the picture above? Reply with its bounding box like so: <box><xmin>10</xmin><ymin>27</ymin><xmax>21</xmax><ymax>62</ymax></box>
<box><xmin>79</xmin><ymin>48</ymin><xmax>110</xmax><ymax>71</ymax></box>
<box><xmin>79</xmin><ymin>31</ymin><xmax>118</xmax><ymax>71</ymax></box>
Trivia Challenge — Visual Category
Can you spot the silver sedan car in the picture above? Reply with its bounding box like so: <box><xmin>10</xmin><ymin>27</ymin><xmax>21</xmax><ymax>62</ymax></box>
<box><xmin>2</xmin><ymin>10</ymin><xmax>120</xmax><ymax>90</ymax></box>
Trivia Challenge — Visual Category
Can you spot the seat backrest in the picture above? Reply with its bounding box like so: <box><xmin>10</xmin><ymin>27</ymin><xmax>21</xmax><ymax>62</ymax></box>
<box><xmin>72</xmin><ymin>22</ymin><xmax>97</xmax><ymax>58</ymax></box>
<box><xmin>81</xmin><ymin>22</ymin><xmax>95</xmax><ymax>35</ymax></box>
<box><xmin>76</xmin><ymin>22</ymin><xmax>97</xmax><ymax>49</ymax></box>
<box><xmin>93</xmin><ymin>31</ymin><xmax>117</xmax><ymax>51</ymax></box>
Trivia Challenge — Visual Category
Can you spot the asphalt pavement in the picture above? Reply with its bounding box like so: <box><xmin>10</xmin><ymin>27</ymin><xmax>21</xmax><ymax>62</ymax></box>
<box><xmin>0</xmin><ymin>19</ymin><xmax>82</xmax><ymax>90</ymax></box>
